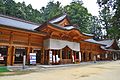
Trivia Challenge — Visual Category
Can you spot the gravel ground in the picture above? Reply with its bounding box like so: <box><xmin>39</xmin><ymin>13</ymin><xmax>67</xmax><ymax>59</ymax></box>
<box><xmin>0</xmin><ymin>60</ymin><xmax>120</xmax><ymax>80</ymax></box>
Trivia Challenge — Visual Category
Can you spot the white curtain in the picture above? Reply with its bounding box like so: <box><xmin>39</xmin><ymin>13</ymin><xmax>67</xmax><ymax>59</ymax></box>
<box><xmin>44</xmin><ymin>38</ymin><xmax>80</xmax><ymax>51</ymax></box>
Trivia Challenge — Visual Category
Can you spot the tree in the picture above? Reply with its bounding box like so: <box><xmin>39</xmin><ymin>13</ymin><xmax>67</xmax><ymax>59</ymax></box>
<box><xmin>40</xmin><ymin>1</ymin><xmax>63</xmax><ymax>22</ymax></box>
<box><xmin>0</xmin><ymin>0</ymin><xmax>104</xmax><ymax>37</ymax></box>
<box><xmin>15</xmin><ymin>2</ymin><xmax>27</xmax><ymax>19</ymax></box>
<box><xmin>0</xmin><ymin>0</ymin><xmax>6</xmax><ymax>14</ymax></box>
<box><xmin>97</xmin><ymin>0</ymin><xmax>120</xmax><ymax>39</ymax></box>
<box><xmin>90</xmin><ymin>16</ymin><xmax>103</xmax><ymax>40</ymax></box>
<box><xmin>0</xmin><ymin>0</ymin><xmax>42</xmax><ymax>23</ymax></box>
<box><xmin>64</xmin><ymin>1</ymin><xmax>92</xmax><ymax>33</ymax></box>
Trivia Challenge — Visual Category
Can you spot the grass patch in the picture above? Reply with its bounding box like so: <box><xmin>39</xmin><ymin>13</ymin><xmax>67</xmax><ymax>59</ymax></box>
<box><xmin>0</xmin><ymin>71</ymin><xmax>32</xmax><ymax>76</ymax></box>
<box><xmin>0</xmin><ymin>67</ymin><xmax>33</xmax><ymax>76</ymax></box>
<box><xmin>0</xmin><ymin>67</ymin><xmax>9</xmax><ymax>72</ymax></box>
<box><xmin>0</xmin><ymin>67</ymin><xmax>34</xmax><ymax>76</ymax></box>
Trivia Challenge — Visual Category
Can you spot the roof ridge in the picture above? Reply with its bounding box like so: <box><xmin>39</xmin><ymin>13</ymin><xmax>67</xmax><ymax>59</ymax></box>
<box><xmin>49</xmin><ymin>14</ymin><xmax>67</xmax><ymax>23</ymax></box>
<box><xmin>0</xmin><ymin>14</ymin><xmax>40</xmax><ymax>25</ymax></box>
<box><xmin>48</xmin><ymin>14</ymin><xmax>66</xmax><ymax>22</ymax></box>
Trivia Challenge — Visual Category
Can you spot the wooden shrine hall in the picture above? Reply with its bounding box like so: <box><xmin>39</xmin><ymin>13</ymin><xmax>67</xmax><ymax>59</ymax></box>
<box><xmin>0</xmin><ymin>14</ymin><xmax>120</xmax><ymax>66</ymax></box>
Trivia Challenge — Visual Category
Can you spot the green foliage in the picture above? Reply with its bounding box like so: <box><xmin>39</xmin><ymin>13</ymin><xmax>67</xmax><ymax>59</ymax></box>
<box><xmin>0</xmin><ymin>0</ymin><xmax>42</xmax><ymax>23</ymax></box>
<box><xmin>40</xmin><ymin>1</ymin><xmax>63</xmax><ymax>22</ymax></box>
<box><xmin>97</xmin><ymin>0</ymin><xmax>120</xmax><ymax>39</ymax></box>
<box><xmin>64</xmin><ymin>1</ymin><xmax>92</xmax><ymax>33</ymax></box>
<box><xmin>90</xmin><ymin>16</ymin><xmax>102</xmax><ymax>40</ymax></box>
<box><xmin>0</xmin><ymin>0</ymin><xmax>100</xmax><ymax>35</ymax></box>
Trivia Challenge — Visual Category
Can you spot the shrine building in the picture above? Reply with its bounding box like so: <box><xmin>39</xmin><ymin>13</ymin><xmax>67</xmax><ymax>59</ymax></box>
<box><xmin>0</xmin><ymin>14</ymin><xmax>119</xmax><ymax>66</ymax></box>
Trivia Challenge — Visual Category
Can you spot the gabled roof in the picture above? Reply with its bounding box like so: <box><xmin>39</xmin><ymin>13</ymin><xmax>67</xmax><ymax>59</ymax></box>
<box><xmin>85</xmin><ymin>39</ymin><xmax>114</xmax><ymax>46</ymax></box>
<box><xmin>98</xmin><ymin>40</ymin><xmax>114</xmax><ymax>48</ymax></box>
<box><xmin>82</xmin><ymin>33</ymin><xmax>94</xmax><ymax>36</ymax></box>
<box><xmin>48</xmin><ymin>23</ymin><xmax>75</xmax><ymax>30</ymax></box>
<box><xmin>0</xmin><ymin>14</ymin><xmax>40</xmax><ymax>31</ymax></box>
<box><xmin>85</xmin><ymin>39</ymin><xmax>106</xmax><ymax>45</ymax></box>
<box><xmin>0</xmin><ymin>14</ymin><xmax>46</xmax><ymax>36</ymax></box>
<box><xmin>49</xmin><ymin>14</ymin><xmax>67</xmax><ymax>24</ymax></box>
<box><xmin>85</xmin><ymin>38</ymin><xmax>120</xmax><ymax>51</ymax></box>
<box><xmin>48</xmin><ymin>23</ymin><xmax>94</xmax><ymax>37</ymax></box>
<box><xmin>36</xmin><ymin>14</ymin><xmax>94</xmax><ymax>38</ymax></box>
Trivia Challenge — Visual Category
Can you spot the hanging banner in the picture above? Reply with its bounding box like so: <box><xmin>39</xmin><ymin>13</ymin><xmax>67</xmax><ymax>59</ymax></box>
<box><xmin>105</xmin><ymin>54</ymin><xmax>108</xmax><ymax>58</ymax></box>
<box><xmin>56</xmin><ymin>55</ymin><xmax>60</xmax><ymax>63</ymax></box>
<box><xmin>30</xmin><ymin>53</ymin><xmax>36</xmax><ymax>65</ymax></box>
<box><xmin>49</xmin><ymin>51</ymin><xmax>52</xmax><ymax>63</ymax></box>
<box><xmin>53</xmin><ymin>55</ymin><xmax>55</xmax><ymax>63</ymax></box>
<box><xmin>72</xmin><ymin>55</ymin><xmax>74</xmax><ymax>62</ymax></box>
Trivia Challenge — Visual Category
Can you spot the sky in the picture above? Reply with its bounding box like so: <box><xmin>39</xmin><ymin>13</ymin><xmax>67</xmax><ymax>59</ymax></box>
<box><xmin>13</xmin><ymin>0</ymin><xmax>99</xmax><ymax>16</ymax></box>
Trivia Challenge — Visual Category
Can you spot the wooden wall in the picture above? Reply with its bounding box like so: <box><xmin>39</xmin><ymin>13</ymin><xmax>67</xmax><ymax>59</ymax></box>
<box><xmin>80</xmin><ymin>41</ymin><xmax>106</xmax><ymax>61</ymax></box>
<box><xmin>0</xmin><ymin>26</ymin><xmax>44</xmax><ymax>65</ymax></box>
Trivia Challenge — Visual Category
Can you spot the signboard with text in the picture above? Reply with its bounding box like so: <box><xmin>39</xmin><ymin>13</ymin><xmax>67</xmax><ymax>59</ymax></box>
<box><xmin>30</xmin><ymin>53</ymin><xmax>36</xmax><ymax>65</ymax></box>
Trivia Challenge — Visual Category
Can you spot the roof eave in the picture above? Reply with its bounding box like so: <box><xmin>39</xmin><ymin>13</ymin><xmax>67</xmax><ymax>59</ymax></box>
<box><xmin>0</xmin><ymin>24</ymin><xmax>47</xmax><ymax>36</ymax></box>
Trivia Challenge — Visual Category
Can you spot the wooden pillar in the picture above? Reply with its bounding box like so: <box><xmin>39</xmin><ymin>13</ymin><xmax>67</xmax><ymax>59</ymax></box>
<box><xmin>56</xmin><ymin>50</ymin><xmax>59</xmax><ymax>64</ymax></box>
<box><xmin>7</xmin><ymin>31</ymin><xmax>13</xmax><ymax>65</ymax></box>
<box><xmin>41</xmin><ymin>48</ymin><xmax>44</xmax><ymax>64</ymax></box>
<box><xmin>91</xmin><ymin>53</ymin><xmax>94</xmax><ymax>61</ymax></box>
<box><xmin>48</xmin><ymin>50</ymin><xmax>50</xmax><ymax>64</ymax></box>
<box><xmin>39</xmin><ymin>48</ymin><xmax>42</xmax><ymax>64</ymax></box>
<box><xmin>11</xmin><ymin>46</ymin><xmax>15</xmax><ymax>65</ymax></box>
<box><xmin>74</xmin><ymin>51</ymin><xmax>76</xmax><ymax>62</ymax></box>
<box><xmin>70</xmin><ymin>50</ymin><xmax>72</xmax><ymax>62</ymax></box>
<box><xmin>60</xmin><ymin>49</ymin><xmax>62</xmax><ymax>64</ymax></box>
<box><xmin>26</xmin><ymin>47</ymin><xmax>30</xmax><ymax>64</ymax></box>
<box><xmin>65</xmin><ymin>48</ymin><xmax>67</xmax><ymax>59</ymax></box>
<box><xmin>86</xmin><ymin>52</ymin><xmax>89</xmax><ymax>61</ymax></box>
<box><xmin>71</xmin><ymin>50</ymin><xmax>74</xmax><ymax>63</ymax></box>
<box><xmin>55</xmin><ymin>50</ymin><xmax>57</xmax><ymax>64</ymax></box>
<box><xmin>7</xmin><ymin>46</ymin><xmax>12</xmax><ymax>65</ymax></box>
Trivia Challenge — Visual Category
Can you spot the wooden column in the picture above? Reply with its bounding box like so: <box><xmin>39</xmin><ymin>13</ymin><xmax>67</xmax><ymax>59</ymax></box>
<box><xmin>27</xmin><ymin>34</ymin><xmax>31</xmax><ymax>64</ymax></box>
<box><xmin>56</xmin><ymin>50</ymin><xmax>59</xmax><ymax>64</ymax></box>
<box><xmin>39</xmin><ymin>48</ymin><xmax>42</xmax><ymax>64</ymax></box>
<box><xmin>65</xmin><ymin>48</ymin><xmax>67</xmax><ymax>59</ymax></box>
<box><xmin>26</xmin><ymin>47</ymin><xmax>30</xmax><ymax>64</ymax></box>
<box><xmin>11</xmin><ymin>46</ymin><xmax>15</xmax><ymax>65</ymax></box>
<box><xmin>71</xmin><ymin>50</ymin><xmax>74</xmax><ymax>63</ymax></box>
<box><xmin>7</xmin><ymin>46</ymin><xmax>12</xmax><ymax>65</ymax></box>
<box><xmin>54</xmin><ymin>50</ymin><xmax>56</xmax><ymax>64</ymax></box>
<box><xmin>86</xmin><ymin>52</ymin><xmax>89</xmax><ymax>61</ymax></box>
<box><xmin>7</xmin><ymin>31</ymin><xmax>13</xmax><ymax>65</ymax></box>
<box><xmin>41</xmin><ymin>48</ymin><xmax>44</xmax><ymax>64</ymax></box>
<box><xmin>74</xmin><ymin>51</ymin><xmax>76</xmax><ymax>62</ymax></box>
<box><xmin>71</xmin><ymin>51</ymin><xmax>72</xmax><ymax>63</ymax></box>
<box><xmin>81</xmin><ymin>52</ymin><xmax>83</xmax><ymax>62</ymax></box>
<box><xmin>91</xmin><ymin>53</ymin><xmax>94</xmax><ymax>61</ymax></box>
<box><xmin>60</xmin><ymin>49</ymin><xmax>62</xmax><ymax>64</ymax></box>
<box><xmin>48</xmin><ymin>50</ymin><xmax>50</xmax><ymax>64</ymax></box>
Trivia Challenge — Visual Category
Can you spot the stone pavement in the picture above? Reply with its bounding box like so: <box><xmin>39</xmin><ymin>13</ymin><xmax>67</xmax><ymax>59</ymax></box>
<box><xmin>7</xmin><ymin>60</ymin><xmax>113</xmax><ymax>71</ymax></box>
<box><xmin>1</xmin><ymin>60</ymin><xmax>120</xmax><ymax>80</ymax></box>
